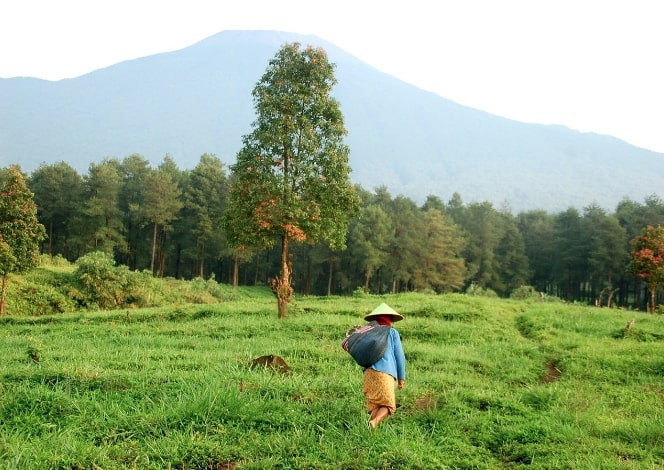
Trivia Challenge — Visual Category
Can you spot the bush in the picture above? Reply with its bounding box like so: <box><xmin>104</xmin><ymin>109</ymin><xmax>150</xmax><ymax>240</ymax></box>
<box><xmin>5</xmin><ymin>275</ymin><xmax>77</xmax><ymax>315</ymax></box>
<box><xmin>73</xmin><ymin>251</ymin><xmax>158</xmax><ymax>310</ymax></box>
<box><xmin>39</xmin><ymin>254</ymin><xmax>72</xmax><ymax>268</ymax></box>
<box><xmin>352</xmin><ymin>287</ymin><xmax>368</xmax><ymax>298</ymax></box>
<box><xmin>7</xmin><ymin>255</ymin><xmax>273</xmax><ymax>315</ymax></box>
<box><xmin>510</xmin><ymin>285</ymin><xmax>539</xmax><ymax>300</ymax></box>
<box><xmin>465</xmin><ymin>283</ymin><xmax>498</xmax><ymax>297</ymax></box>
<box><xmin>188</xmin><ymin>276</ymin><xmax>236</xmax><ymax>303</ymax></box>
<box><xmin>124</xmin><ymin>269</ymin><xmax>162</xmax><ymax>307</ymax></box>
<box><xmin>19</xmin><ymin>283</ymin><xmax>77</xmax><ymax>315</ymax></box>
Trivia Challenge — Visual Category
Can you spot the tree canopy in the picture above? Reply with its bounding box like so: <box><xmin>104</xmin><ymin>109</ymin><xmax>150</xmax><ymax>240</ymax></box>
<box><xmin>630</xmin><ymin>224</ymin><xmax>664</xmax><ymax>313</ymax></box>
<box><xmin>224</xmin><ymin>42</ymin><xmax>360</xmax><ymax>317</ymax></box>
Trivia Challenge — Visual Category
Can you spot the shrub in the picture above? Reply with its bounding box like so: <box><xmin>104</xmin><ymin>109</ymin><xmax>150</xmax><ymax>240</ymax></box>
<box><xmin>39</xmin><ymin>254</ymin><xmax>72</xmax><ymax>268</ymax></box>
<box><xmin>19</xmin><ymin>283</ymin><xmax>76</xmax><ymax>315</ymax></box>
<box><xmin>510</xmin><ymin>285</ymin><xmax>539</xmax><ymax>300</ymax></box>
<box><xmin>187</xmin><ymin>277</ymin><xmax>223</xmax><ymax>304</ymax></box>
<box><xmin>123</xmin><ymin>269</ymin><xmax>162</xmax><ymax>307</ymax></box>
<box><xmin>73</xmin><ymin>251</ymin><xmax>152</xmax><ymax>310</ymax></box>
<box><xmin>465</xmin><ymin>283</ymin><xmax>498</xmax><ymax>297</ymax></box>
<box><xmin>352</xmin><ymin>287</ymin><xmax>368</xmax><ymax>298</ymax></box>
<box><xmin>4</xmin><ymin>274</ymin><xmax>77</xmax><ymax>315</ymax></box>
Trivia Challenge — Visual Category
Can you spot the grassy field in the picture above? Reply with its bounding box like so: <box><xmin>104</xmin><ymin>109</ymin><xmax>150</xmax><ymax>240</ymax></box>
<box><xmin>1</xmin><ymin>291</ymin><xmax>663</xmax><ymax>469</ymax></box>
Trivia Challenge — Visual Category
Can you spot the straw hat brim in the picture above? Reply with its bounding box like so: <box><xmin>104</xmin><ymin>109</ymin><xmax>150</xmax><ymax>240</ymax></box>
<box><xmin>363</xmin><ymin>303</ymin><xmax>404</xmax><ymax>322</ymax></box>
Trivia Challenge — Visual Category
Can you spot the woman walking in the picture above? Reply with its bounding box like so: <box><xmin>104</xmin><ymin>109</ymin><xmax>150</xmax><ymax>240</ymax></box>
<box><xmin>362</xmin><ymin>303</ymin><xmax>406</xmax><ymax>430</ymax></box>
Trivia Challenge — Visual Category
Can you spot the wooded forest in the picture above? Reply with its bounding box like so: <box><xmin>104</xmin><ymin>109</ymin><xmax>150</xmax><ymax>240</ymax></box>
<box><xmin>4</xmin><ymin>155</ymin><xmax>664</xmax><ymax>310</ymax></box>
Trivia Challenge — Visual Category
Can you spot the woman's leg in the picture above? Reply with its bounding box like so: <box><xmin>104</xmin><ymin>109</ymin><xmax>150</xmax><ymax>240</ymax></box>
<box><xmin>363</xmin><ymin>369</ymin><xmax>397</xmax><ymax>429</ymax></box>
<box><xmin>369</xmin><ymin>406</ymin><xmax>390</xmax><ymax>428</ymax></box>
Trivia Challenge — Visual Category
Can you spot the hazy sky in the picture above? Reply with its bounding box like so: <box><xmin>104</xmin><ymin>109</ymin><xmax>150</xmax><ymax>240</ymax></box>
<box><xmin>1</xmin><ymin>0</ymin><xmax>662</xmax><ymax>153</ymax></box>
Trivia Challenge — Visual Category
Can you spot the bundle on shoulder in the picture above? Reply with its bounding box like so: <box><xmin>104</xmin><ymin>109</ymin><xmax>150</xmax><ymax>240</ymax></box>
<box><xmin>342</xmin><ymin>321</ymin><xmax>391</xmax><ymax>368</ymax></box>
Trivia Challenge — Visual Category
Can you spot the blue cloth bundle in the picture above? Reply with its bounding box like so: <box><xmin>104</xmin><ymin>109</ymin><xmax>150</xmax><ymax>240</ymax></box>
<box><xmin>342</xmin><ymin>321</ymin><xmax>391</xmax><ymax>367</ymax></box>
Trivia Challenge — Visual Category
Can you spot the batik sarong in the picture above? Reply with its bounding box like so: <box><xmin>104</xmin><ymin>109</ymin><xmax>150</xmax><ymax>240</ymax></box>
<box><xmin>362</xmin><ymin>368</ymin><xmax>396</xmax><ymax>414</ymax></box>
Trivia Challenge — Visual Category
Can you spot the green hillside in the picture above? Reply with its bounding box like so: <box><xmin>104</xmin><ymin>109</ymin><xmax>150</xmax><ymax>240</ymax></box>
<box><xmin>1</xmin><ymin>289</ymin><xmax>662</xmax><ymax>468</ymax></box>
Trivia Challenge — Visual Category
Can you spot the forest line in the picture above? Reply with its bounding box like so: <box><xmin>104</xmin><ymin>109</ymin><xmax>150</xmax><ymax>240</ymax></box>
<box><xmin>6</xmin><ymin>154</ymin><xmax>663</xmax><ymax>311</ymax></box>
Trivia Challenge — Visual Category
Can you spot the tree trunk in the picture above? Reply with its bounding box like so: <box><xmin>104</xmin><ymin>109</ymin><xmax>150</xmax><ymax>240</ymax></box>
<box><xmin>607</xmin><ymin>288</ymin><xmax>618</xmax><ymax>309</ymax></box>
<box><xmin>327</xmin><ymin>253</ymin><xmax>334</xmax><ymax>296</ymax></box>
<box><xmin>48</xmin><ymin>220</ymin><xmax>54</xmax><ymax>256</ymax></box>
<box><xmin>198</xmin><ymin>241</ymin><xmax>205</xmax><ymax>278</ymax></box>
<box><xmin>150</xmin><ymin>221</ymin><xmax>158</xmax><ymax>274</ymax></box>
<box><xmin>649</xmin><ymin>283</ymin><xmax>656</xmax><ymax>313</ymax></box>
<box><xmin>0</xmin><ymin>273</ymin><xmax>7</xmax><ymax>315</ymax></box>
<box><xmin>270</xmin><ymin>234</ymin><xmax>293</xmax><ymax>318</ymax></box>
<box><xmin>174</xmin><ymin>243</ymin><xmax>182</xmax><ymax>279</ymax></box>
<box><xmin>157</xmin><ymin>226</ymin><xmax>167</xmax><ymax>277</ymax></box>
<box><xmin>158</xmin><ymin>252</ymin><xmax>165</xmax><ymax>278</ymax></box>
<box><xmin>254</xmin><ymin>255</ymin><xmax>259</xmax><ymax>286</ymax></box>
<box><xmin>233</xmin><ymin>255</ymin><xmax>239</xmax><ymax>288</ymax></box>
<box><xmin>304</xmin><ymin>252</ymin><xmax>311</xmax><ymax>296</ymax></box>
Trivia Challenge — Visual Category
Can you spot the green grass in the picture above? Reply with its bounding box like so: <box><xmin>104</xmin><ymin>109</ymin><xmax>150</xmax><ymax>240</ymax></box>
<box><xmin>1</xmin><ymin>293</ymin><xmax>663</xmax><ymax>469</ymax></box>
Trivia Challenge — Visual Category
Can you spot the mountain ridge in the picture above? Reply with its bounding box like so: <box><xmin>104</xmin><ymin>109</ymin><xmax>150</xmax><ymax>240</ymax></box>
<box><xmin>1</xmin><ymin>30</ymin><xmax>663</xmax><ymax>213</ymax></box>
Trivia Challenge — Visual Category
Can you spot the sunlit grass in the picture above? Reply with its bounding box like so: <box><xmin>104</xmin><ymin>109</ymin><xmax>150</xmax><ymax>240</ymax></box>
<box><xmin>1</xmin><ymin>293</ymin><xmax>663</xmax><ymax>468</ymax></box>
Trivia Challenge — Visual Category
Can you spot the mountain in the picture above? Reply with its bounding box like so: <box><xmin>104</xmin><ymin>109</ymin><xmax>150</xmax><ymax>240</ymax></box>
<box><xmin>1</xmin><ymin>30</ymin><xmax>663</xmax><ymax>213</ymax></box>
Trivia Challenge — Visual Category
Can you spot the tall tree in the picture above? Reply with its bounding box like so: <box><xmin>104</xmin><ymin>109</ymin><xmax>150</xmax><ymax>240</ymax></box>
<box><xmin>446</xmin><ymin>192</ymin><xmax>465</xmax><ymax>222</ymax></box>
<box><xmin>552</xmin><ymin>207</ymin><xmax>589</xmax><ymax>300</ymax></box>
<box><xmin>136</xmin><ymin>169</ymin><xmax>183</xmax><ymax>275</ymax></box>
<box><xmin>29</xmin><ymin>161</ymin><xmax>84</xmax><ymax>258</ymax></box>
<box><xmin>411</xmin><ymin>208</ymin><xmax>466</xmax><ymax>293</ymax></box>
<box><xmin>348</xmin><ymin>203</ymin><xmax>393</xmax><ymax>292</ymax></box>
<box><xmin>385</xmin><ymin>196</ymin><xmax>422</xmax><ymax>293</ymax></box>
<box><xmin>583</xmin><ymin>204</ymin><xmax>628</xmax><ymax>307</ymax></box>
<box><xmin>181</xmin><ymin>154</ymin><xmax>228</xmax><ymax>279</ymax></box>
<box><xmin>77</xmin><ymin>160</ymin><xmax>127</xmax><ymax>256</ymax></box>
<box><xmin>0</xmin><ymin>166</ymin><xmax>47</xmax><ymax>314</ymax></box>
<box><xmin>229</xmin><ymin>245</ymin><xmax>257</xmax><ymax>288</ymax></box>
<box><xmin>616</xmin><ymin>195</ymin><xmax>664</xmax><ymax>243</ymax></box>
<box><xmin>119</xmin><ymin>154</ymin><xmax>152</xmax><ymax>270</ymax></box>
<box><xmin>494</xmin><ymin>212</ymin><xmax>530</xmax><ymax>296</ymax></box>
<box><xmin>317</xmin><ymin>242</ymin><xmax>340</xmax><ymax>296</ymax></box>
<box><xmin>452</xmin><ymin>201</ymin><xmax>504</xmax><ymax>291</ymax></box>
<box><xmin>155</xmin><ymin>155</ymin><xmax>186</xmax><ymax>277</ymax></box>
<box><xmin>224</xmin><ymin>42</ymin><xmax>360</xmax><ymax>318</ymax></box>
<box><xmin>421</xmin><ymin>194</ymin><xmax>447</xmax><ymax>214</ymax></box>
<box><xmin>615</xmin><ymin>197</ymin><xmax>645</xmax><ymax>242</ymax></box>
<box><xmin>517</xmin><ymin>210</ymin><xmax>556</xmax><ymax>293</ymax></box>
<box><xmin>630</xmin><ymin>225</ymin><xmax>664</xmax><ymax>313</ymax></box>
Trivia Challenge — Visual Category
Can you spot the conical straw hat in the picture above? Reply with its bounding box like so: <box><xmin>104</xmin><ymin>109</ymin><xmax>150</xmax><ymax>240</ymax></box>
<box><xmin>363</xmin><ymin>302</ymin><xmax>404</xmax><ymax>322</ymax></box>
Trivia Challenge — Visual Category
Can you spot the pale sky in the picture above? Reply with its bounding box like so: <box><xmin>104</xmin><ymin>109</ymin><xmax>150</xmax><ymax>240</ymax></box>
<box><xmin>1</xmin><ymin>0</ymin><xmax>662</xmax><ymax>153</ymax></box>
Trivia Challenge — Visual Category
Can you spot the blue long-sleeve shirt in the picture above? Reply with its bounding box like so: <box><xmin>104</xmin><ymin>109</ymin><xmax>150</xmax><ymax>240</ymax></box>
<box><xmin>369</xmin><ymin>328</ymin><xmax>406</xmax><ymax>381</ymax></box>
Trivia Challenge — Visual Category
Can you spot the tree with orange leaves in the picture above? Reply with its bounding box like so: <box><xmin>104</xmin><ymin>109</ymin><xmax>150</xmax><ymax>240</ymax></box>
<box><xmin>224</xmin><ymin>43</ymin><xmax>360</xmax><ymax>318</ymax></box>
<box><xmin>630</xmin><ymin>224</ymin><xmax>664</xmax><ymax>313</ymax></box>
